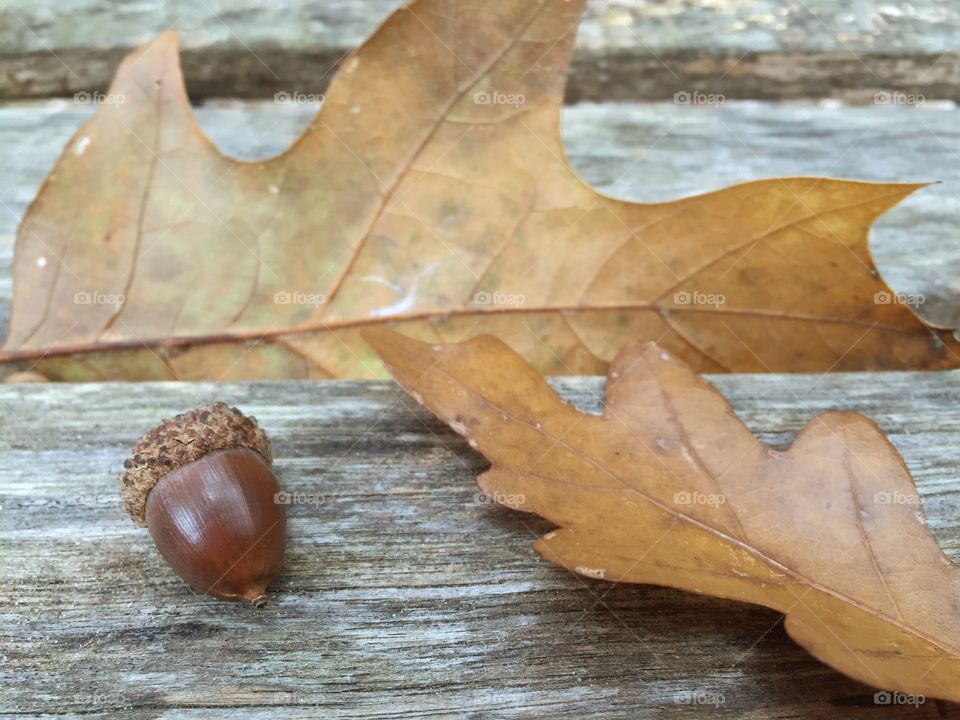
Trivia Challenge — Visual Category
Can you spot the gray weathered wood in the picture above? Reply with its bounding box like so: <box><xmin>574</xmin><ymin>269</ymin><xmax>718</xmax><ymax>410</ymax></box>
<box><xmin>2</xmin><ymin>373</ymin><xmax>960</xmax><ymax>717</ymax></box>
<box><xmin>1</xmin><ymin>0</ymin><xmax>958</xmax><ymax>101</ymax></box>
<box><xmin>2</xmin><ymin>99</ymin><xmax>960</xmax><ymax>341</ymax></box>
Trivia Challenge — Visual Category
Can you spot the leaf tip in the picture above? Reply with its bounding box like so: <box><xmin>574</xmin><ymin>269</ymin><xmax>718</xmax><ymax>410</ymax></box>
<box><xmin>362</xmin><ymin>327</ymin><xmax>443</xmax><ymax>386</ymax></box>
<box><xmin>111</xmin><ymin>29</ymin><xmax>183</xmax><ymax>94</ymax></box>
<box><xmin>361</xmin><ymin>327</ymin><xmax>414</xmax><ymax>366</ymax></box>
<box><xmin>889</xmin><ymin>180</ymin><xmax>932</xmax><ymax>202</ymax></box>
<box><xmin>132</xmin><ymin>29</ymin><xmax>181</xmax><ymax>61</ymax></box>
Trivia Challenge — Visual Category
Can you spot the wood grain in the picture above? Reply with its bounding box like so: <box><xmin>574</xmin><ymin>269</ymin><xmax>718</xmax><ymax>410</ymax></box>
<box><xmin>2</xmin><ymin>374</ymin><xmax>960</xmax><ymax>717</ymax></box>
<box><xmin>1</xmin><ymin>0</ymin><xmax>957</xmax><ymax>102</ymax></box>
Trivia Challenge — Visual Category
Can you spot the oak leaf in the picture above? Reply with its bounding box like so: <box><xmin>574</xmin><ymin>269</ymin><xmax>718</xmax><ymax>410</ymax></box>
<box><xmin>366</xmin><ymin>326</ymin><xmax>960</xmax><ymax>701</ymax></box>
<box><xmin>2</xmin><ymin>0</ymin><xmax>957</xmax><ymax>380</ymax></box>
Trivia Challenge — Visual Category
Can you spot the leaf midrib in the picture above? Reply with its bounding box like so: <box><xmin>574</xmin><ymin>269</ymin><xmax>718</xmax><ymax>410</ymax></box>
<box><xmin>425</xmin><ymin>353</ymin><xmax>960</xmax><ymax>663</ymax></box>
<box><xmin>0</xmin><ymin>303</ymin><xmax>937</xmax><ymax>361</ymax></box>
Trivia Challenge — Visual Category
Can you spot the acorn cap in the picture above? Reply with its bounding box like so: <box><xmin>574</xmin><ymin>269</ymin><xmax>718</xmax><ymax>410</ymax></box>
<box><xmin>120</xmin><ymin>402</ymin><xmax>272</xmax><ymax>526</ymax></box>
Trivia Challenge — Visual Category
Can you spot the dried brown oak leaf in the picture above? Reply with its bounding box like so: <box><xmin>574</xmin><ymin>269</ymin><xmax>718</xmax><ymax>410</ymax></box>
<box><xmin>366</xmin><ymin>326</ymin><xmax>960</xmax><ymax>701</ymax></box>
<box><xmin>2</xmin><ymin>0</ymin><xmax>957</xmax><ymax>380</ymax></box>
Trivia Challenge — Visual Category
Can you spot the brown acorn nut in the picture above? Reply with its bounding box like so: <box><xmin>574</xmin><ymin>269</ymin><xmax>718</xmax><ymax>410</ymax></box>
<box><xmin>119</xmin><ymin>403</ymin><xmax>286</xmax><ymax>607</ymax></box>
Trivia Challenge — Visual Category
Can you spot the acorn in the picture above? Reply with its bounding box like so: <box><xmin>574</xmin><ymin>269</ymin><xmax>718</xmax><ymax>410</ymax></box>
<box><xmin>119</xmin><ymin>402</ymin><xmax>285</xmax><ymax>607</ymax></box>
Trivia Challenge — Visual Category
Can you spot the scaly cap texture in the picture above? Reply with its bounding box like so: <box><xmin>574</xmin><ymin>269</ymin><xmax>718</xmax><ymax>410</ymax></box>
<box><xmin>119</xmin><ymin>402</ymin><xmax>272</xmax><ymax>526</ymax></box>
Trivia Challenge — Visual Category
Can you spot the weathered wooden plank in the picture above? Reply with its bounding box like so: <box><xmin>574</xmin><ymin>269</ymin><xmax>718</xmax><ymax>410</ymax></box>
<box><xmin>1</xmin><ymin>99</ymin><xmax>959</xmax><ymax>341</ymax></box>
<box><xmin>0</xmin><ymin>0</ymin><xmax>958</xmax><ymax>101</ymax></box>
<box><xmin>2</xmin><ymin>373</ymin><xmax>960</xmax><ymax>717</ymax></box>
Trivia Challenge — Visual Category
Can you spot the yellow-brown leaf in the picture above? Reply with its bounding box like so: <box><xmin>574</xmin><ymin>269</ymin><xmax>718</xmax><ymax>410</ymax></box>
<box><xmin>366</xmin><ymin>326</ymin><xmax>960</xmax><ymax>701</ymax></box>
<box><xmin>2</xmin><ymin>0</ymin><xmax>956</xmax><ymax>379</ymax></box>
